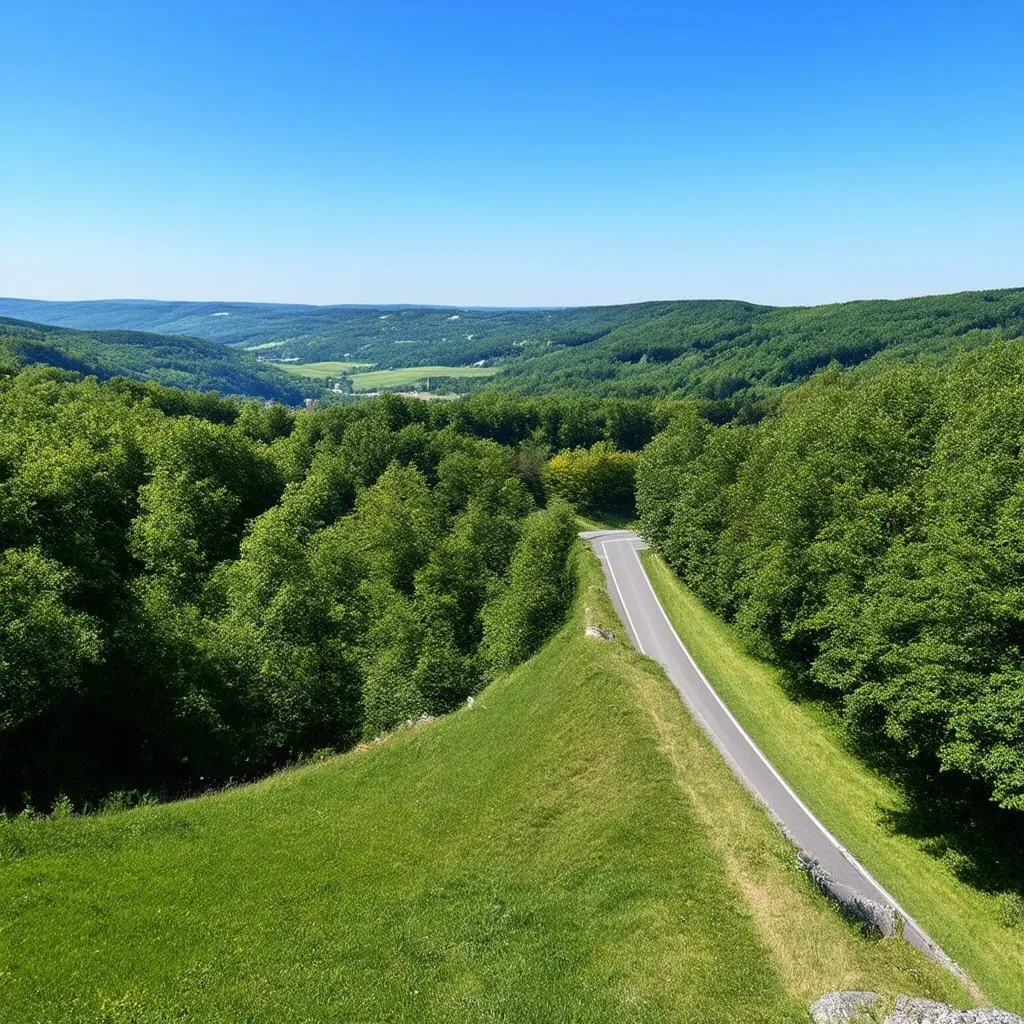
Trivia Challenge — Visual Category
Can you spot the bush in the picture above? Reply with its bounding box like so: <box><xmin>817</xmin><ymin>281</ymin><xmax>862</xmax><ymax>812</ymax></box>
<box><xmin>544</xmin><ymin>441</ymin><xmax>637</xmax><ymax>514</ymax></box>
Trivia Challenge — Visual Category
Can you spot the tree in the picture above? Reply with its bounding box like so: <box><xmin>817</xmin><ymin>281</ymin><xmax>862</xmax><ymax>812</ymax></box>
<box><xmin>544</xmin><ymin>441</ymin><xmax>636</xmax><ymax>514</ymax></box>
<box><xmin>0</xmin><ymin>547</ymin><xmax>101</xmax><ymax>730</ymax></box>
<box><xmin>482</xmin><ymin>501</ymin><xmax>578</xmax><ymax>673</ymax></box>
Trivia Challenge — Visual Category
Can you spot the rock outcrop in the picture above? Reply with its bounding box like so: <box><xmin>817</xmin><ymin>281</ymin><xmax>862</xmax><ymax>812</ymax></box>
<box><xmin>810</xmin><ymin>991</ymin><xmax>1024</xmax><ymax>1023</ymax></box>
<box><xmin>798</xmin><ymin>852</ymin><xmax>898</xmax><ymax>938</ymax></box>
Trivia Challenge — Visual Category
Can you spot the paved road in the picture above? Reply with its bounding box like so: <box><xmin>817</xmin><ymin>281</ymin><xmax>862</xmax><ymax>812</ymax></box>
<box><xmin>584</xmin><ymin>528</ymin><xmax>963</xmax><ymax>975</ymax></box>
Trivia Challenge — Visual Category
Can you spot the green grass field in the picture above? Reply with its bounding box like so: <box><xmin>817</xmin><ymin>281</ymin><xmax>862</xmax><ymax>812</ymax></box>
<box><xmin>278</xmin><ymin>360</ymin><xmax>375</xmax><ymax>378</ymax></box>
<box><xmin>0</xmin><ymin>552</ymin><xmax>969</xmax><ymax>1023</ymax></box>
<box><xmin>346</xmin><ymin>365</ymin><xmax>502</xmax><ymax>391</ymax></box>
<box><xmin>281</xmin><ymin>361</ymin><xmax>501</xmax><ymax>390</ymax></box>
<box><xmin>640</xmin><ymin>549</ymin><xmax>1024</xmax><ymax>1014</ymax></box>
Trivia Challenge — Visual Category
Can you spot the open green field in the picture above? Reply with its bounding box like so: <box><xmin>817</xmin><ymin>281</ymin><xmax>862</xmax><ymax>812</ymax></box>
<box><xmin>0</xmin><ymin>552</ymin><xmax>968</xmax><ymax>1023</ymax></box>
<box><xmin>279</xmin><ymin>361</ymin><xmax>501</xmax><ymax>390</ymax></box>
<box><xmin>278</xmin><ymin>360</ymin><xmax>375</xmax><ymax>378</ymax></box>
<box><xmin>640</xmin><ymin>549</ymin><xmax>1024</xmax><ymax>1014</ymax></box>
<box><xmin>348</xmin><ymin>364</ymin><xmax>502</xmax><ymax>390</ymax></box>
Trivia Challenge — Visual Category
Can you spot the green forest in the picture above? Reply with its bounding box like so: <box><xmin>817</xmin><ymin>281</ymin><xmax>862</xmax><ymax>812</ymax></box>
<box><xmin>0</xmin><ymin>317</ymin><xmax>313</xmax><ymax>404</ymax></box>
<box><xmin>0</xmin><ymin>369</ymin><xmax>627</xmax><ymax>811</ymax></box>
<box><xmin>635</xmin><ymin>341</ymin><xmax>1024</xmax><ymax>888</ymax></box>
<box><xmin>4</xmin><ymin>288</ymin><xmax>1024</xmax><ymax>402</ymax></box>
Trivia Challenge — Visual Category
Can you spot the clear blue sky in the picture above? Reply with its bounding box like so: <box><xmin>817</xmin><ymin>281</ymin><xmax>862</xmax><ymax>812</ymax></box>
<box><xmin>2</xmin><ymin>0</ymin><xmax>1022</xmax><ymax>307</ymax></box>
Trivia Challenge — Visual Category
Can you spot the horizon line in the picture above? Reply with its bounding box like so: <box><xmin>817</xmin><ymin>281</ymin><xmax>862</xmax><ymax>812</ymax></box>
<box><xmin>3</xmin><ymin>283</ymin><xmax>1024</xmax><ymax>313</ymax></box>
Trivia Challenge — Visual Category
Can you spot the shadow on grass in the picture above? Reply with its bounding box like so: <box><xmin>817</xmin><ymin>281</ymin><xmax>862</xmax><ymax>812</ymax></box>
<box><xmin>878</xmin><ymin>779</ymin><xmax>1024</xmax><ymax>914</ymax></box>
<box><xmin>576</xmin><ymin>506</ymin><xmax>638</xmax><ymax>531</ymax></box>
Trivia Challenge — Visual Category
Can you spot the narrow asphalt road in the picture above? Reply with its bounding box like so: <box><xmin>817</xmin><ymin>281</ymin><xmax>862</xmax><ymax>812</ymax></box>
<box><xmin>583</xmin><ymin>528</ymin><xmax>963</xmax><ymax>976</ymax></box>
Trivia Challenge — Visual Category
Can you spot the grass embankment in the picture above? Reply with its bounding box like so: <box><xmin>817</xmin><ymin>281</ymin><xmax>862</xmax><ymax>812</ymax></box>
<box><xmin>0</xmin><ymin>552</ymin><xmax>967</xmax><ymax>1023</ymax></box>
<box><xmin>640</xmin><ymin>549</ymin><xmax>1024</xmax><ymax>1013</ymax></box>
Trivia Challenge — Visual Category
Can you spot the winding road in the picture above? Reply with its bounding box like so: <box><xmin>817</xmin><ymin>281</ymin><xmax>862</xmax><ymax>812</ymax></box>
<box><xmin>583</xmin><ymin>528</ymin><xmax>963</xmax><ymax>977</ymax></box>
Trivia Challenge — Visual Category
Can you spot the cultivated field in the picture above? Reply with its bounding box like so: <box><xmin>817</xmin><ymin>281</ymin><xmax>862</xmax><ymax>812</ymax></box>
<box><xmin>277</xmin><ymin>360</ymin><xmax>374</xmax><ymax>378</ymax></box>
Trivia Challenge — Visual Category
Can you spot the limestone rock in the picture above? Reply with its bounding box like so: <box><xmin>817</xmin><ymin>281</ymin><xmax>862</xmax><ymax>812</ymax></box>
<box><xmin>810</xmin><ymin>991</ymin><xmax>882</xmax><ymax>1022</ymax></box>
<box><xmin>810</xmin><ymin>992</ymin><xmax>1024</xmax><ymax>1024</ymax></box>
<box><xmin>889</xmin><ymin>997</ymin><xmax>1024</xmax><ymax>1023</ymax></box>
<box><xmin>798</xmin><ymin>852</ymin><xmax>897</xmax><ymax>937</ymax></box>
<box><xmin>584</xmin><ymin>625</ymin><xmax>614</xmax><ymax>640</ymax></box>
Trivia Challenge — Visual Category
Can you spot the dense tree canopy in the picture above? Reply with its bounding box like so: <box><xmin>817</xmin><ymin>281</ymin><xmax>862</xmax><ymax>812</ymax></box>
<box><xmin>0</xmin><ymin>369</ymin><xmax>580</xmax><ymax>811</ymax></box>
<box><xmin>637</xmin><ymin>343</ymin><xmax>1024</xmax><ymax>818</ymax></box>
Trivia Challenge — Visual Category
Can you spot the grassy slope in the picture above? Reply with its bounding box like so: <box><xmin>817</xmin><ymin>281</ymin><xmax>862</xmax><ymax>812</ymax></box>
<box><xmin>640</xmin><ymin>549</ymin><xmax>1024</xmax><ymax>1013</ymax></box>
<box><xmin>0</xmin><ymin>553</ymin><xmax>967</xmax><ymax>1024</ymax></box>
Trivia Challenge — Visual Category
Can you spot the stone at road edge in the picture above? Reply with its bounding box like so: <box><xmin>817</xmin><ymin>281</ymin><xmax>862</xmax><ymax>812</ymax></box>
<box><xmin>810</xmin><ymin>991</ymin><xmax>1024</xmax><ymax>1024</ymax></box>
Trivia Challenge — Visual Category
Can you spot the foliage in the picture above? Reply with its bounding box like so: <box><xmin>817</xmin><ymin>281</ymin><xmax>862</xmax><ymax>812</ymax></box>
<box><xmin>544</xmin><ymin>441</ymin><xmax>637</xmax><ymax>514</ymax></box>
<box><xmin>481</xmin><ymin>500</ymin><xmax>578</xmax><ymax>672</ymax></box>
<box><xmin>5</xmin><ymin>288</ymin><xmax>1024</xmax><ymax>400</ymax></box>
<box><xmin>636</xmin><ymin>344</ymin><xmax>1024</xmax><ymax>816</ymax></box>
<box><xmin>0</xmin><ymin>316</ymin><xmax>313</xmax><ymax>402</ymax></box>
<box><xmin>0</xmin><ymin>370</ymin><xmax>578</xmax><ymax>810</ymax></box>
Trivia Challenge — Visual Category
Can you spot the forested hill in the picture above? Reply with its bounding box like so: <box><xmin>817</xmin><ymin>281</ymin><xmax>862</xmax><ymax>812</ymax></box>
<box><xmin>496</xmin><ymin>288</ymin><xmax>1024</xmax><ymax>397</ymax></box>
<box><xmin>0</xmin><ymin>317</ymin><xmax>313</xmax><ymax>403</ymax></box>
<box><xmin>3</xmin><ymin>288</ymin><xmax>1023</xmax><ymax>399</ymax></box>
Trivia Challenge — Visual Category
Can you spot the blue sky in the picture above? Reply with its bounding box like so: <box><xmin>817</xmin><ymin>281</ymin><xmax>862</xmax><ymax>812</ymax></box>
<box><xmin>2</xmin><ymin>0</ymin><xmax>1022</xmax><ymax>306</ymax></box>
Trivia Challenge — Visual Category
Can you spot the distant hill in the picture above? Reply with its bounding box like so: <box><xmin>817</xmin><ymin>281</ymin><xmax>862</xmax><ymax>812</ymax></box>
<box><xmin>0</xmin><ymin>317</ymin><xmax>313</xmax><ymax>403</ymax></box>
<box><xmin>495</xmin><ymin>287</ymin><xmax>1024</xmax><ymax>398</ymax></box>
<box><xmin>2</xmin><ymin>288</ymin><xmax>1022</xmax><ymax>399</ymax></box>
<box><xmin>0</xmin><ymin>296</ymin><xmax>683</xmax><ymax>370</ymax></box>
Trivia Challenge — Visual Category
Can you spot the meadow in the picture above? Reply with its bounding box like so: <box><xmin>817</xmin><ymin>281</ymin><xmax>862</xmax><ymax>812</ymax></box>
<box><xmin>278</xmin><ymin>360</ymin><xmax>374</xmax><ymax>378</ymax></box>
<box><xmin>346</xmin><ymin>364</ymin><xmax>502</xmax><ymax>391</ymax></box>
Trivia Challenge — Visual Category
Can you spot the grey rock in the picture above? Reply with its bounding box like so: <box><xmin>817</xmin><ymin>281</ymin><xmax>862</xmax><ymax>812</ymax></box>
<box><xmin>584</xmin><ymin>625</ymin><xmax>615</xmax><ymax>640</ymax></box>
<box><xmin>798</xmin><ymin>851</ymin><xmax>898</xmax><ymax>937</ymax></box>
<box><xmin>810</xmin><ymin>992</ymin><xmax>1024</xmax><ymax>1024</ymax></box>
<box><xmin>810</xmin><ymin>990</ymin><xmax>882</xmax><ymax>1022</ymax></box>
<box><xmin>889</xmin><ymin>996</ymin><xmax>1024</xmax><ymax>1023</ymax></box>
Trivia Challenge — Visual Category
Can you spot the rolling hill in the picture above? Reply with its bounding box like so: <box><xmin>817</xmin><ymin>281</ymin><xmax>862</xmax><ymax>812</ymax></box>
<box><xmin>0</xmin><ymin>317</ymin><xmax>313</xmax><ymax>403</ymax></box>
<box><xmin>3</xmin><ymin>288</ymin><xmax>1023</xmax><ymax>400</ymax></box>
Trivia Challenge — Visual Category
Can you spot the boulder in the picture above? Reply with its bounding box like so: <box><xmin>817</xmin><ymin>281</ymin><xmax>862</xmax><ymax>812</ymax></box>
<box><xmin>810</xmin><ymin>992</ymin><xmax>1024</xmax><ymax>1024</ymax></box>
<box><xmin>810</xmin><ymin>991</ymin><xmax>882</xmax><ymax>1022</ymax></box>
<box><xmin>584</xmin><ymin>625</ymin><xmax>615</xmax><ymax>640</ymax></box>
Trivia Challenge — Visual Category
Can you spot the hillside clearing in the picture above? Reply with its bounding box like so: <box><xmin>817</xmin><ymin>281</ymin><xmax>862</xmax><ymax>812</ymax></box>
<box><xmin>347</xmin><ymin>365</ymin><xmax>502</xmax><ymax>390</ymax></box>
<box><xmin>0</xmin><ymin>552</ymin><xmax>967</xmax><ymax>1023</ymax></box>
<box><xmin>640</xmin><ymin>548</ymin><xmax>1024</xmax><ymax>1013</ymax></box>
<box><xmin>278</xmin><ymin>360</ymin><xmax>375</xmax><ymax>378</ymax></box>
<box><xmin>279</xmin><ymin>362</ymin><xmax>502</xmax><ymax>390</ymax></box>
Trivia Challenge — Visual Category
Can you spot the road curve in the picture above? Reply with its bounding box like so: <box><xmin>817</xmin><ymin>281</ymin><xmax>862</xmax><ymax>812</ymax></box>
<box><xmin>583</xmin><ymin>528</ymin><xmax>965</xmax><ymax>977</ymax></box>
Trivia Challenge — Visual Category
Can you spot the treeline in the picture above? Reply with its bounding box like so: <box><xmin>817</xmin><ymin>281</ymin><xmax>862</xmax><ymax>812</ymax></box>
<box><xmin>637</xmin><ymin>341</ymin><xmax>1024</xmax><ymax>819</ymax></box>
<box><xmin>8</xmin><ymin>289</ymin><xmax>1024</xmax><ymax>404</ymax></box>
<box><xmin>0</xmin><ymin>369</ymin><xmax>582</xmax><ymax>812</ymax></box>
